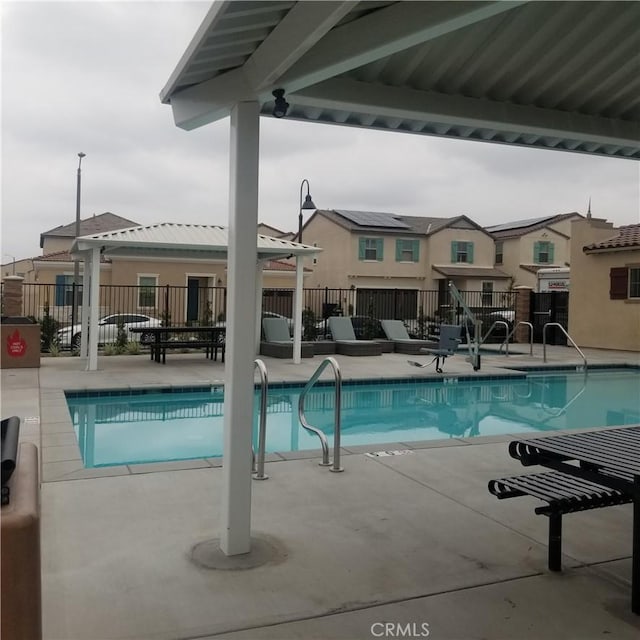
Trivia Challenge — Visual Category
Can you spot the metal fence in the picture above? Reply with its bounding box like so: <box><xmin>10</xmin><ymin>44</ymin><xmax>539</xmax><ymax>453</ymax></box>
<box><xmin>15</xmin><ymin>283</ymin><xmax>516</xmax><ymax>349</ymax></box>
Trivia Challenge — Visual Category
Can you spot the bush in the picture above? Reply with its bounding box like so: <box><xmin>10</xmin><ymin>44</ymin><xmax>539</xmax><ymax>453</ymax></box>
<box><xmin>302</xmin><ymin>307</ymin><xmax>317</xmax><ymax>341</ymax></box>
<box><xmin>38</xmin><ymin>305</ymin><xmax>60</xmax><ymax>352</ymax></box>
<box><xmin>126</xmin><ymin>341</ymin><xmax>141</xmax><ymax>355</ymax></box>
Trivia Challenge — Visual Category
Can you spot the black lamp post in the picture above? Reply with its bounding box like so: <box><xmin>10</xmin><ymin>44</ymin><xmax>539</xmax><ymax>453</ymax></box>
<box><xmin>298</xmin><ymin>179</ymin><xmax>316</xmax><ymax>244</ymax></box>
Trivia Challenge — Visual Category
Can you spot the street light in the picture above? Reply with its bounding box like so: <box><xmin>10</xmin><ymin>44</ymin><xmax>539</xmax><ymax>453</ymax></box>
<box><xmin>72</xmin><ymin>152</ymin><xmax>86</xmax><ymax>335</ymax></box>
<box><xmin>298</xmin><ymin>179</ymin><xmax>316</xmax><ymax>244</ymax></box>
<box><xmin>3</xmin><ymin>255</ymin><xmax>16</xmax><ymax>275</ymax></box>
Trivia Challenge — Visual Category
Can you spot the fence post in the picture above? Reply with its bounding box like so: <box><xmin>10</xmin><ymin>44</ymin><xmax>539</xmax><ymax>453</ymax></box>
<box><xmin>514</xmin><ymin>286</ymin><xmax>532</xmax><ymax>343</ymax></box>
<box><xmin>1</xmin><ymin>276</ymin><xmax>24</xmax><ymax>317</ymax></box>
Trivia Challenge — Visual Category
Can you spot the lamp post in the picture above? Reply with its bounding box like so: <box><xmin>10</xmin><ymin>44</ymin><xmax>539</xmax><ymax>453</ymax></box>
<box><xmin>298</xmin><ymin>179</ymin><xmax>316</xmax><ymax>244</ymax></box>
<box><xmin>72</xmin><ymin>152</ymin><xmax>86</xmax><ymax>335</ymax></box>
<box><xmin>3</xmin><ymin>255</ymin><xmax>16</xmax><ymax>275</ymax></box>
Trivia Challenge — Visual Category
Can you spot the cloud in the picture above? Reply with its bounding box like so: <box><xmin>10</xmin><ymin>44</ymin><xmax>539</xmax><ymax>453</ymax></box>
<box><xmin>2</xmin><ymin>1</ymin><xmax>639</xmax><ymax>262</ymax></box>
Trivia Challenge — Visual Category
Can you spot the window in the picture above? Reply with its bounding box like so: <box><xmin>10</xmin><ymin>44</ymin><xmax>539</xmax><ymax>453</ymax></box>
<box><xmin>54</xmin><ymin>274</ymin><xmax>83</xmax><ymax>306</ymax></box>
<box><xmin>482</xmin><ymin>282</ymin><xmax>494</xmax><ymax>306</ymax></box>
<box><xmin>495</xmin><ymin>241</ymin><xmax>503</xmax><ymax>265</ymax></box>
<box><xmin>450</xmin><ymin>241</ymin><xmax>474</xmax><ymax>264</ymax></box>
<box><xmin>630</xmin><ymin>268</ymin><xmax>640</xmax><ymax>299</ymax></box>
<box><xmin>609</xmin><ymin>267</ymin><xmax>640</xmax><ymax>300</ymax></box>
<box><xmin>358</xmin><ymin>238</ymin><xmax>383</xmax><ymax>261</ymax></box>
<box><xmin>395</xmin><ymin>239</ymin><xmax>419</xmax><ymax>262</ymax></box>
<box><xmin>534</xmin><ymin>241</ymin><xmax>554</xmax><ymax>264</ymax></box>
<box><xmin>138</xmin><ymin>275</ymin><xmax>158</xmax><ymax>308</ymax></box>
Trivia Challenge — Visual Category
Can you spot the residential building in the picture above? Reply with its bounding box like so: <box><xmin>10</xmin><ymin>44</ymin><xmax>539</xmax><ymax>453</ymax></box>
<box><xmin>486</xmin><ymin>212</ymin><xmax>583</xmax><ymax>289</ymax></box>
<box><xmin>569</xmin><ymin>218</ymin><xmax>640</xmax><ymax>352</ymax></box>
<box><xmin>300</xmin><ymin>209</ymin><xmax>511</xmax><ymax>318</ymax></box>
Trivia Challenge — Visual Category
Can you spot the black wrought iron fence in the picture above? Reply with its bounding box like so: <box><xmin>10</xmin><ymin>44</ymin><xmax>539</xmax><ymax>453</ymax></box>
<box><xmin>16</xmin><ymin>283</ymin><xmax>516</xmax><ymax>350</ymax></box>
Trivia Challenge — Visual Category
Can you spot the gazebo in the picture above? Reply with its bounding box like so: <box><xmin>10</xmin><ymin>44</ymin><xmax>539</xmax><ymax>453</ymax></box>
<box><xmin>158</xmin><ymin>0</ymin><xmax>639</xmax><ymax>556</ymax></box>
<box><xmin>71</xmin><ymin>222</ymin><xmax>320</xmax><ymax>370</ymax></box>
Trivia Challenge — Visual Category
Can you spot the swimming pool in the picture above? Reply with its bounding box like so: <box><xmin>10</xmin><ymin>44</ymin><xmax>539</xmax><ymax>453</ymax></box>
<box><xmin>66</xmin><ymin>368</ymin><xmax>640</xmax><ymax>468</ymax></box>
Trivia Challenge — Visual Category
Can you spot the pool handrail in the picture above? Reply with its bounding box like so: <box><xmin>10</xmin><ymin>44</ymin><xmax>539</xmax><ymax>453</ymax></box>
<box><xmin>543</xmin><ymin>323</ymin><xmax>587</xmax><ymax>369</ymax></box>
<box><xmin>501</xmin><ymin>321</ymin><xmax>533</xmax><ymax>356</ymax></box>
<box><xmin>253</xmin><ymin>358</ymin><xmax>269</xmax><ymax>480</ymax></box>
<box><xmin>480</xmin><ymin>320</ymin><xmax>510</xmax><ymax>356</ymax></box>
<box><xmin>298</xmin><ymin>356</ymin><xmax>344</xmax><ymax>472</ymax></box>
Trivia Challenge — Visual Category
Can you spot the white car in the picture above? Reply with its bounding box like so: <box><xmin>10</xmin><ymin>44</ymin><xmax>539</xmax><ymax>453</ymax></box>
<box><xmin>57</xmin><ymin>313</ymin><xmax>161</xmax><ymax>350</ymax></box>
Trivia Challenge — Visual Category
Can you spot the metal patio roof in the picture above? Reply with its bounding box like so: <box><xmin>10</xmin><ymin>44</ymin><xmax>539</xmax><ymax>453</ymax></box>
<box><xmin>71</xmin><ymin>222</ymin><xmax>320</xmax><ymax>261</ymax></box>
<box><xmin>161</xmin><ymin>0</ymin><xmax>640</xmax><ymax>159</ymax></box>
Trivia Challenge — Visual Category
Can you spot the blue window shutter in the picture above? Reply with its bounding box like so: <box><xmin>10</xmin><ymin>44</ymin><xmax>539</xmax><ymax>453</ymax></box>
<box><xmin>467</xmin><ymin>242</ymin><xmax>474</xmax><ymax>264</ymax></box>
<box><xmin>451</xmin><ymin>241</ymin><xmax>458</xmax><ymax>262</ymax></box>
<box><xmin>358</xmin><ymin>238</ymin><xmax>366</xmax><ymax>260</ymax></box>
<box><xmin>376</xmin><ymin>238</ymin><xmax>384</xmax><ymax>261</ymax></box>
<box><xmin>55</xmin><ymin>275</ymin><xmax>66</xmax><ymax>306</ymax></box>
<box><xmin>533</xmin><ymin>241</ymin><xmax>540</xmax><ymax>262</ymax></box>
<box><xmin>395</xmin><ymin>240</ymin><xmax>402</xmax><ymax>261</ymax></box>
<box><xmin>548</xmin><ymin>242</ymin><xmax>555</xmax><ymax>263</ymax></box>
<box><xmin>412</xmin><ymin>239</ymin><xmax>419</xmax><ymax>262</ymax></box>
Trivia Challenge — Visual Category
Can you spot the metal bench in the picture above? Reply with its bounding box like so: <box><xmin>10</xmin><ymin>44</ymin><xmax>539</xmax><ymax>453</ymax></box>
<box><xmin>151</xmin><ymin>340</ymin><xmax>225</xmax><ymax>364</ymax></box>
<box><xmin>488</xmin><ymin>469</ymin><xmax>632</xmax><ymax>571</ymax></box>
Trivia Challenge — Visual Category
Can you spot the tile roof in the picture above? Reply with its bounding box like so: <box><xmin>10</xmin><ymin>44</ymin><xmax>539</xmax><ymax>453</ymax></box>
<box><xmin>583</xmin><ymin>224</ymin><xmax>640</xmax><ymax>252</ymax></box>
<box><xmin>34</xmin><ymin>250</ymin><xmax>110</xmax><ymax>263</ymax></box>
<box><xmin>263</xmin><ymin>259</ymin><xmax>311</xmax><ymax>272</ymax></box>
<box><xmin>40</xmin><ymin>212</ymin><xmax>140</xmax><ymax>246</ymax></box>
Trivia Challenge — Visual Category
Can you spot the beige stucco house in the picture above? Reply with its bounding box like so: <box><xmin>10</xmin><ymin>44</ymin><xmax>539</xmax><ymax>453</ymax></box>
<box><xmin>486</xmin><ymin>212</ymin><xmax>583</xmax><ymax>289</ymax></box>
<box><xmin>299</xmin><ymin>209</ymin><xmax>511</xmax><ymax>318</ymax></box>
<box><xmin>569</xmin><ymin>218</ymin><xmax>640</xmax><ymax>352</ymax></box>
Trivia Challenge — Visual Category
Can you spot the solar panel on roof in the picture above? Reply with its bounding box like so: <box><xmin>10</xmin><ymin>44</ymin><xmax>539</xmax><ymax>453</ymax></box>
<box><xmin>486</xmin><ymin>215</ymin><xmax>554</xmax><ymax>232</ymax></box>
<box><xmin>335</xmin><ymin>210</ymin><xmax>410</xmax><ymax>229</ymax></box>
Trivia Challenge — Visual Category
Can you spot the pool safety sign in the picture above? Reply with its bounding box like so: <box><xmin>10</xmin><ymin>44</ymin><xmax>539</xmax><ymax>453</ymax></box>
<box><xmin>6</xmin><ymin>330</ymin><xmax>27</xmax><ymax>357</ymax></box>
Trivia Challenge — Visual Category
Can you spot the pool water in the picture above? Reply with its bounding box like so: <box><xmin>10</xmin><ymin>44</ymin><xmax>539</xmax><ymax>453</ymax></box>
<box><xmin>66</xmin><ymin>369</ymin><xmax>640</xmax><ymax>468</ymax></box>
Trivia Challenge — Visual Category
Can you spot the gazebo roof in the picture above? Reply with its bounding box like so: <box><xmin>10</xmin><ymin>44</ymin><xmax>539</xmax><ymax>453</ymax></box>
<box><xmin>161</xmin><ymin>0</ymin><xmax>639</xmax><ymax>159</ymax></box>
<box><xmin>71</xmin><ymin>222</ymin><xmax>321</xmax><ymax>262</ymax></box>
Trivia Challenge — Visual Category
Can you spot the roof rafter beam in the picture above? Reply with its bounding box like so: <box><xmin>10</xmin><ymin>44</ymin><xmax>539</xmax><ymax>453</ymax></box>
<box><xmin>243</xmin><ymin>0</ymin><xmax>358</xmax><ymax>92</ymax></box>
<box><xmin>292</xmin><ymin>77</ymin><xmax>640</xmax><ymax>151</ymax></box>
<box><xmin>278</xmin><ymin>0</ymin><xmax>526</xmax><ymax>93</ymax></box>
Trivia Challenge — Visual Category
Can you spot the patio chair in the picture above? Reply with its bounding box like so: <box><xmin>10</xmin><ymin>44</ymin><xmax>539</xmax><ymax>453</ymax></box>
<box><xmin>327</xmin><ymin>317</ymin><xmax>383</xmax><ymax>356</ymax></box>
<box><xmin>408</xmin><ymin>324</ymin><xmax>462</xmax><ymax>373</ymax></box>
<box><xmin>260</xmin><ymin>317</ymin><xmax>314</xmax><ymax>359</ymax></box>
<box><xmin>380</xmin><ymin>319</ymin><xmax>439</xmax><ymax>354</ymax></box>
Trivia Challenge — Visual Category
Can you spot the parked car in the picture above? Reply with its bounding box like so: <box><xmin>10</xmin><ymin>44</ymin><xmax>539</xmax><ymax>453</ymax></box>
<box><xmin>57</xmin><ymin>313</ymin><xmax>161</xmax><ymax>350</ymax></box>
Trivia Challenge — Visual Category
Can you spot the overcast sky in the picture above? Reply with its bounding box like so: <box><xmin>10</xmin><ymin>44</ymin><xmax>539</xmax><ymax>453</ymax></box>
<box><xmin>2</xmin><ymin>1</ymin><xmax>639</xmax><ymax>263</ymax></box>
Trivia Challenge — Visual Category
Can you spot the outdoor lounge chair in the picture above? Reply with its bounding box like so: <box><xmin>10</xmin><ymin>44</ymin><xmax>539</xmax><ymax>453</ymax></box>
<box><xmin>380</xmin><ymin>319</ymin><xmax>439</xmax><ymax>354</ymax></box>
<box><xmin>260</xmin><ymin>317</ymin><xmax>314</xmax><ymax>359</ymax></box>
<box><xmin>408</xmin><ymin>324</ymin><xmax>462</xmax><ymax>373</ymax></box>
<box><xmin>327</xmin><ymin>317</ymin><xmax>383</xmax><ymax>356</ymax></box>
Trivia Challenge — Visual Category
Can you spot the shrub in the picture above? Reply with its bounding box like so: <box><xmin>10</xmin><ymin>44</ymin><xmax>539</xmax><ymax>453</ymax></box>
<box><xmin>126</xmin><ymin>341</ymin><xmax>141</xmax><ymax>355</ymax></box>
<box><xmin>38</xmin><ymin>305</ymin><xmax>60</xmax><ymax>352</ymax></box>
<box><xmin>302</xmin><ymin>307</ymin><xmax>317</xmax><ymax>341</ymax></box>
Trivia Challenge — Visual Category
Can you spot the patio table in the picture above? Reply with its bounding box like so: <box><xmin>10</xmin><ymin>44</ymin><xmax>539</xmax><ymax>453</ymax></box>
<box><xmin>508</xmin><ymin>425</ymin><xmax>640</xmax><ymax>614</ymax></box>
<box><xmin>130</xmin><ymin>326</ymin><xmax>226</xmax><ymax>363</ymax></box>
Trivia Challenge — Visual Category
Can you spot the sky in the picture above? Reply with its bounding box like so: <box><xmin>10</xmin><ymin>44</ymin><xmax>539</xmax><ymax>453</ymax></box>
<box><xmin>2</xmin><ymin>0</ymin><xmax>639</xmax><ymax>264</ymax></box>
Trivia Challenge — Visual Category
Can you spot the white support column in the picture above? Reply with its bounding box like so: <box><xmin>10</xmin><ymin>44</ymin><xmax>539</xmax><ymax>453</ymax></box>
<box><xmin>80</xmin><ymin>254</ymin><xmax>90</xmax><ymax>359</ymax></box>
<box><xmin>87</xmin><ymin>247</ymin><xmax>100</xmax><ymax>371</ymax></box>
<box><xmin>255</xmin><ymin>263</ymin><xmax>263</xmax><ymax>354</ymax></box>
<box><xmin>292</xmin><ymin>256</ymin><xmax>304</xmax><ymax>364</ymax></box>
<box><xmin>221</xmin><ymin>101</ymin><xmax>260</xmax><ymax>556</ymax></box>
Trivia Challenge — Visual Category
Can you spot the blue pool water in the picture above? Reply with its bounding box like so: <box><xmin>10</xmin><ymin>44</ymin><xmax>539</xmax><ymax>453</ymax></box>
<box><xmin>66</xmin><ymin>369</ymin><xmax>640</xmax><ymax>468</ymax></box>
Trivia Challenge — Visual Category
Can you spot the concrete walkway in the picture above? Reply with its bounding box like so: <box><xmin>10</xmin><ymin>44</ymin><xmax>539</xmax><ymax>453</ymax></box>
<box><xmin>2</xmin><ymin>346</ymin><xmax>639</xmax><ymax>639</ymax></box>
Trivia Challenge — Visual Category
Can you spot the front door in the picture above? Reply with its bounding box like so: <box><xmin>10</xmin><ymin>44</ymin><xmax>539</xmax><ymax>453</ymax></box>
<box><xmin>187</xmin><ymin>278</ymin><xmax>200</xmax><ymax>324</ymax></box>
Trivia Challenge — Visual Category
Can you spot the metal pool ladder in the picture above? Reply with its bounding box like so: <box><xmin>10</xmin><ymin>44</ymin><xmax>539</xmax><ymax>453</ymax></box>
<box><xmin>543</xmin><ymin>323</ymin><xmax>587</xmax><ymax>370</ymax></box>
<box><xmin>298</xmin><ymin>356</ymin><xmax>344</xmax><ymax>472</ymax></box>
<box><xmin>253</xmin><ymin>358</ymin><xmax>269</xmax><ymax>480</ymax></box>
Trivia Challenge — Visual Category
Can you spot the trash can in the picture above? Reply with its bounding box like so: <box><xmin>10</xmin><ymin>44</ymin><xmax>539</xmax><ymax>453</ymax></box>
<box><xmin>1</xmin><ymin>316</ymin><xmax>41</xmax><ymax>369</ymax></box>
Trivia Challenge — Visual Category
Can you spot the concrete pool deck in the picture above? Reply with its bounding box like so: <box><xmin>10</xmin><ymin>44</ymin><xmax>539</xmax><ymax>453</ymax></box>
<box><xmin>2</xmin><ymin>344</ymin><xmax>640</xmax><ymax>639</ymax></box>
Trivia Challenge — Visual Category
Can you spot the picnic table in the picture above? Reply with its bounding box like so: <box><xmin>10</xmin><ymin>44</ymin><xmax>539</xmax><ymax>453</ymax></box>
<box><xmin>130</xmin><ymin>326</ymin><xmax>226</xmax><ymax>364</ymax></box>
<box><xmin>508</xmin><ymin>425</ymin><xmax>640</xmax><ymax>614</ymax></box>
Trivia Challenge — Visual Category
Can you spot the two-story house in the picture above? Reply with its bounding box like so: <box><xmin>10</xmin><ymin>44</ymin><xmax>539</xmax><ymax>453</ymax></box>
<box><xmin>486</xmin><ymin>212</ymin><xmax>583</xmax><ymax>289</ymax></box>
<box><xmin>300</xmin><ymin>209</ymin><xmax>510</xmax><ymax>320</ymax></box>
